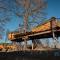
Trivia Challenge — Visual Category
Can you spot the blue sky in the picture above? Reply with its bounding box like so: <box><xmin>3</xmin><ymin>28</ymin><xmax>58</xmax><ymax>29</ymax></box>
<box><xmin>47</xmin><ymin>0</ymin><xmax>60</xmax><ymax>18</ymax></box>
<box><xmin>0</xmin><ymin>0</ymin><xmax>60</xmax><ymax>44</ymax></box>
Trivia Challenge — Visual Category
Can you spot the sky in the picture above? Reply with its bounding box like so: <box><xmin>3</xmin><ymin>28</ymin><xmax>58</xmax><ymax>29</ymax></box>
<box><xmin>0</xmin><ymin>0</ymin><xmax>60</xmax><ymax>44</ymax></box>
<box><xmin>47</xmin><ymin>0</ymin><xmax>60</xmax><ymax>18</ymax></box>
<box><xmin>7</xmin><ymin>0</ymin><xmax>60</xmax><ymax>30</ymax></box>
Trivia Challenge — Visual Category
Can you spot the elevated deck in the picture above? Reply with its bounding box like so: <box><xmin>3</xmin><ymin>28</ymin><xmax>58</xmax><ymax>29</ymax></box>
<box><xmin>8</xmin><ymin>17</ymin><xmax>60</xmax><ymax>42</ymax></box>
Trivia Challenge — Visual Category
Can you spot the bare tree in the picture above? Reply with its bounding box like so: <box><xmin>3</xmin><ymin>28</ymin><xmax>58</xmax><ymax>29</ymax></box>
<box><xmin>15</xmin><ymin>0</ymin><xmax>47</xmax><ymax>32</ymax></box>
<box><xmin>0</xmin><ymin>0</ymin><xmax>47</xmax><ymax>35</ymax></box>
<box><xmin>15</xmin><ymin>0</ymin><xmax>47</xmax><ymax>50</ymax></box>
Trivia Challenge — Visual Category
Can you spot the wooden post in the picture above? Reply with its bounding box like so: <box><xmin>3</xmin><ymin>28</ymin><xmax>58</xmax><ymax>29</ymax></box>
<box><xmin>51</xmin><ymin>17</ymin><xmax>58</xmax><ymax>48</ymax></box>
<box><xmin>52</xmin><ymin>31</ymin><xmax>57</xmax><ymax>48</ymax></box>
<box><xmin>32</xmin><ymin>40</ymin><xmax>34</xmax><ymax>50</ymax></box>
<box><xmin>23</xmin><ymin>36</ymin><xmax>28</xmax><ymax>50</ymax></box>
<box><xmin>24</xmin><ymin>39</ymin><xmax>27</xmax><ymax>50</ymax></box>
